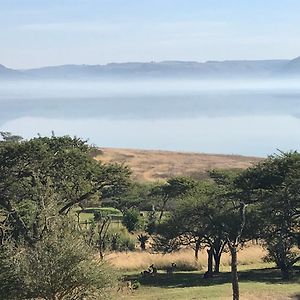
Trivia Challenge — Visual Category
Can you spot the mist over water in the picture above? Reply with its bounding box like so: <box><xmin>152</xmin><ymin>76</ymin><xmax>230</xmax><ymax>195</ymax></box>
<box><xmin>1</xmin><ymin>79</ymin><xmax>300</xmax><ymax>156</ymax></box>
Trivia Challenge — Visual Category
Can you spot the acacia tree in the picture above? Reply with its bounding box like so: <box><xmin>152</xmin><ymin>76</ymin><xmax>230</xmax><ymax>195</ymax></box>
<box><xmin>220</xmin><ymin>200</ymin><xmax>247</xmax><ymax>300</ymax></box>
<box><xmin>155</xmin><ymin>182</ymin><xmax>229</xmax><ymax>274</ymax></box>
<box><xmin>93</xmin><ymin>211</ymin><xmax>112</xmax><ymax>260</ymax></box>
<box><xmin>152</xmin><ymin>190</ymin><xmax>203</xmax><ymax>259</ymax></box>
<box><xmin>193</xmin><ymin>182</ymin><xmax>231</xmax><ymax>274</ymax></box>
<box><xmin>122</xmin><ymin>208</ymin><xmax>142</xmax><ymax>233</ymax></box>
<box><xmin>209</xmin><ymin>169</ymin><xmax>261</xmax><ymax>300</ymax></box>
<box><xmin>150</xmin><ymin>176</ymin><xmax>197</xmax><ymax>223</ymax></box>
<box><xmin>116</xmin><ymin>181</ymin><xmax>155</xmax><ymax>211</ymax></box>
<box><xmin>176</xmin><ymin>196</ymin><xmax>227</xmax><ymax>274</ymax></box>
<box><xmin>236</xmin><ymin>151</ymin><xmax>300</xmax><ymax>279</ymax></box>
<box><xmin>0</xmin><ymin>131</ymin><xmax>23</xmax><ymax>143</ymax></box>
<box><xmin>0</xmin><ymin>136</ymin><xmax>131</xmax><ymax>245</ymax></box>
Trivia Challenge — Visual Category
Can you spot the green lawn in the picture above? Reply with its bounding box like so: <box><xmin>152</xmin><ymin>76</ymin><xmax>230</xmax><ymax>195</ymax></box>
<box><xmin>117</xmin><ymin>265</ymin><xmax>300</xmax><ymax>300</ymax></box>
<box><xmin>72</xmin><ymin>206</ymin><xmax>123</xmax><ymax>223</ymax></box>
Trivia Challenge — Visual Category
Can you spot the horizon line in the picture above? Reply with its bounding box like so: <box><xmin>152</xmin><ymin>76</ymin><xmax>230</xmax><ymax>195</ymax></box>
<box><xmin>2</xmin><ymin>56</ymin><xmax>299</xmax><ymax>71</ymax></box>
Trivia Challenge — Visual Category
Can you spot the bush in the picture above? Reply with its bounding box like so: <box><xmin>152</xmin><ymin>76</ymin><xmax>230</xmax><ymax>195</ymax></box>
<box><xmin>145</xmin><ymin>210</ymin><xmax>157</xmax><ymax>235</ymax></box>
<box><xmin>0</xmin><ymin>244</ymin><xmax>23</xmax><ymax>299</ymax></box>
<box><xmin>122</xmin><ymin>208</ymin><xmax>142</xmax><ymax>233</ymax></box>
<box><xmin>0</xmin><ymin>222</ymin><xmax>117</xmax><ymax>300</ymax></box>
<box><xmin>263</xmin><ymin>235</ymin><xmax>299</xmax><ymax>279</ymax></box>
<box><xmin>106</xmin><ymin>227</ymin><xmax>135</xmax><ymax>252</ymax></box>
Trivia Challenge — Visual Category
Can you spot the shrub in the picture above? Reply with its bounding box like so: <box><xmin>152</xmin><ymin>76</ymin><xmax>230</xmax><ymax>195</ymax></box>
<box><xmin>263</xmin><ymin>235</ymin><xmax>300</xmax><ymax>279</ymax></box>
<box><xmin>137</xmin><ymin>234</ymin><xmax>149</xmax><ymax>251</ymax></box>
<box><xmin>0</xmin><ymin>244</ymin><xmax>23</xmax><ymax>299</ymax></box>
<box><xmin>0</xmin><ymin>222</ymin><xmax>117</xmax><ymax>300</ymax></box>
<box><xmin>122</xmin><ymin>208</ymin><xmax>142</xmax><ymax>233</ymax></box>
<box><xmin>145</xmin><ymin>210</ymin><xmax>157</xmax><ymax>235</ymax></box>
<box><xmin>106</xmin><ymin>227</ymin><xmax>135</xmax><ymax>252</ymax></box>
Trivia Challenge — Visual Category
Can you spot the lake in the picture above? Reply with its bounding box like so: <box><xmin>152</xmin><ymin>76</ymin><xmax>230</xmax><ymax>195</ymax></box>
<box><xmin>0</xmin><ymin>79</ymin><xmax>300</xmax><ymax>157</ymax></box>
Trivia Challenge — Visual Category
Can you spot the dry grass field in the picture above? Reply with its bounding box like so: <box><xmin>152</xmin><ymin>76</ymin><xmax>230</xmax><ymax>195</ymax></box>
<box><xmin>94</xmin><ymin>148</ymin><xmax>262</xmax><ymax>182</ymax></box>
<box><xmin>106</xmin><ymin>244</ymin><xmax>267</xmax><ymax>272</ymax></box>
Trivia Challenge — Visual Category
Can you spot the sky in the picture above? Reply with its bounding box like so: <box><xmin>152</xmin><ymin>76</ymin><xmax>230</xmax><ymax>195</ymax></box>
<box><xmin>1</xmin><ymin>0</ymin><xmax>300</xmax><ymax>68</ymax></box>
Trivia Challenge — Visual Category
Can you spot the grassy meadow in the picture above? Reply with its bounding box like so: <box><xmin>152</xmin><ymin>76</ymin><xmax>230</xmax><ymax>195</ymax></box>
<box><xmin>118</xmin><ymin>270</ymin><xmax>300</xmax><ymax>300</ymax></box>
<box><xmin>107</xmin><ymin>244</ymin><xmax>266</xmax><ymax>271</ymax></box>
<box><xmin>108</xmin><ymin>245</ymin><xmax>300</xmax><ymax>300</ymax></box>
<box><xmin>73</xmin><ymin>206</ymin><xmax>123</xmax><ymax>222</ymax></box>
<box><xmin>75</xmin><ymin>208</ymin><xmax>300</xmax><ymax>299</ymax></box>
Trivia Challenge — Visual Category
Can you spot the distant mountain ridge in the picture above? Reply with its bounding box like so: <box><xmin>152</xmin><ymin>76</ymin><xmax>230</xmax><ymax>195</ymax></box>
<box><xmin>1</xmin><ymin>57</ymin><xmax>300</xmax><ymax>80</ymax></box>
<box><xmin>281</xmin><ymin>56</ymin><xmax>300</xmax><ymax>75</ymax></box>
<box><xmin>0</xmin><ymin>64</ymin><xmax>26</xmax><ymax>79</ymax></box>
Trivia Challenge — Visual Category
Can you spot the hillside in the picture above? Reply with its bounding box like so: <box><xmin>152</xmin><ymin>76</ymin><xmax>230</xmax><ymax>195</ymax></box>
<box><xmin>281</xmin><ymin>56</ymin><xmax>300</xmax><ymax>75</ymax></box>
<box><xmin>22</xmin><ymin>60</ymin><xmax>288</xmax><ymax>79</ymax></box>
<box><xmin>0</xmin><ymin>64</ymin><xmax>24</xmax><ymax>79</ymax></box>
<box><xmin>94</xmin><ymin>148</ymin><xmax>262</xmax><ymax>182</ymax></box>
<box><xmin>2</xmin><ymin>57</ymin><xmax>300</xmax><ymax>80</ymax></box>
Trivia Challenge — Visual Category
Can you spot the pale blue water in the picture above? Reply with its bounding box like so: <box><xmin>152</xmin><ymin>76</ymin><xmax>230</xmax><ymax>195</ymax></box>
<box><xmin>1</xmin><ymin>79</ymin><xmax>300</xmax><ymax>157</ymax></box>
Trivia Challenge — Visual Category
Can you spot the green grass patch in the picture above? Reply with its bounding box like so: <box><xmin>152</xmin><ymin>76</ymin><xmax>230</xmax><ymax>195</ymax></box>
<box><xmin>79</xmin><ymin>207</ymin><xmax>122</xmax><ymax>215</ymax></box>
<box><xmin>119</xmin><ymin>265</ymin><xmax>300</xmax><ymax>299</ymax></box>
<box><xmin>73</xmin><ymin>207</ymin><xmax>123</xmax><ymax>223</ymax></box>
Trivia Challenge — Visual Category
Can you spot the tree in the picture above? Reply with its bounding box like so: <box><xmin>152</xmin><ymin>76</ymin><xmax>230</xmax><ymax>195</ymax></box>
<box><xmin>116</xmin><ymin>182</ymin><xmax>155</xmax><ymax>211</ymax></box>
<box><xmin>150</xmin><ymin>176</ymin><xmax>197</xmax><ymax>223</ymax></box>
<box><xmin>0</xmin><ymin>243</ymin><xmax>22</xmax><ymax>299</ymax></box>
<box><xmin>0</xmin><ymin>136</ymin><xmax>131</xmax><ymax>245</ymax></box>
<box><xmin>236</xmin><ymin>151</ymin><xmax>300</xmax><ymax>279</ymax></box>
<box><xmin>155</xmin><ymin>181</ymin><xmax>228</xmax><ymax>274</ymax></box>
<box><xmin>145</xmin><ymin>210</ymin><xmax>158</xmax><ymax>235</ymax></box>
<box><xmin>222</xmin><ymin>201</ymin><xmax>247</xmax><ymax>300</ymax></box>
<box><xmin>209</xmin><ymin>169</ymin><xmax>258</xmax><ymax>300</ymax></box>
<box><xmin>122</xmin><ymin>208</ymin><xmax>141</xmax><ymax>233</ymax></box>
<box><xmin>94</xmin><ymin>211</ymin><xmax>112</xmax><ymax>260</ymax></box>
<box><xmin>0</xmin><ymin>131</ymin><xmax>23</xmax><ymax>143</ymax></box>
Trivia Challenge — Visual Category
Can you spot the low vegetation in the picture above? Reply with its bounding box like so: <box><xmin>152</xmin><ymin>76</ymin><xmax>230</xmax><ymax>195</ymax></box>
<box><xmin>119</xmin><ymin>267</ymin><xmax>300</xmax><ymax>300</ymax></box>
<box><xmin>0</xmin><ymin>133</ymin><xmax>299</xmax><ymax>299</ymax></box>
<box><xmin>106</xmin><ymin>244</ymin><xmax>267</xmax><ymax>271</ymax></box>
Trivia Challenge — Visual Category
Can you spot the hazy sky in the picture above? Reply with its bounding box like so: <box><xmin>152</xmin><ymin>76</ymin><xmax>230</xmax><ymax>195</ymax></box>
<box><xmin>1</xmin><ymin>0</ymin><xmax>300</xmax><ymax>68</ymax></box>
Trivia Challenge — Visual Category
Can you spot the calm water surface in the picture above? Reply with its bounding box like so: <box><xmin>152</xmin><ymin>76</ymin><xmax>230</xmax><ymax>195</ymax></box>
<box><xmin>1</xmin><ymin>79</ymin><xmax>300</xmax><ymax>157</ymax></box>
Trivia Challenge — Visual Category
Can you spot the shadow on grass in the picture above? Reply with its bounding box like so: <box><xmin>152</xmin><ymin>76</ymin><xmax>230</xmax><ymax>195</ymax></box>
<box><xmin>125</xmin><ymin>266</ymin><xmax>300</xmax><ymax>289</ymax></box>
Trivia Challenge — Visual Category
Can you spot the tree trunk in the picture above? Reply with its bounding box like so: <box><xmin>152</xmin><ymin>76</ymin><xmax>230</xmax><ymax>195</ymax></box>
<box><xmin>280</xmin><ymin>264</ymin><xmax>291</xmax><ymax>280</ymax></box>
<box><xmin>99</xmin><ymin>241</ymin><xmax>104</xmax><ymax>260</ymax></box>
<box><xmin>0</xmin><ymin>227</ymin><xmax>3</xmax><ymax>246</ymax></box>
<box><xmin>158</xmin><ymin>198</ymin><xmax>168</xmax><ymax>223</ymax></box>
<box><xmin>207</xmin><ymin>248</ymin><xmax>213</xmax><ymax>277</ymax></box>
<box><xmin>140</xmin><ymin>241</ymin><xmax>146</xmax><ymax>251</ymax></box>
<box><xmin>213</xmin><ymin>253</ymin><xmax>221</xmax><ymax>273</ymax></box>
<box><xmin>212</xmin><ymin>240</ymin><xmax>226</xmax><ymax>273</ymax></box>
<box><xmin>194</xmin><ymin>238</ymin><xmax>201</xmax><ymax>261</ymax></box>
<box><xmin>230</xmin><ymin>245</ymin><xmax>239</xmax><ymax>300</ymax></box>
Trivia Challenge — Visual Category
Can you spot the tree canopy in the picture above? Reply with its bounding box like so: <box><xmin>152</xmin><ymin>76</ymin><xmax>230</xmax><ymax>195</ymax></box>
<box><xmin>0</xmin><ymin>136</ymin><xmax>131</xmax><ymax>245</ymax></box>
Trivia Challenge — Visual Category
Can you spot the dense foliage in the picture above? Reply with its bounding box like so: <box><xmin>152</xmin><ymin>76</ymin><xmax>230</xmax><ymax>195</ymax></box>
<box><xmin>0</xmin><ymin>135</ymin><xmax>131</xmax><ymax>245</ymax></box>
<box><xmin>0</xmin><ymin>135</ymin><xmax>130</xmax><ymax>299</ymax></box>
<box><xmin>236</xmin><ymin>152</ymin><xmax>300</xmax><ymax>278</ymax></box>
<box><xmin>0</xmin><ymin>218</ymin><xmax>116</xmax><ymax>300</ymax></box>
